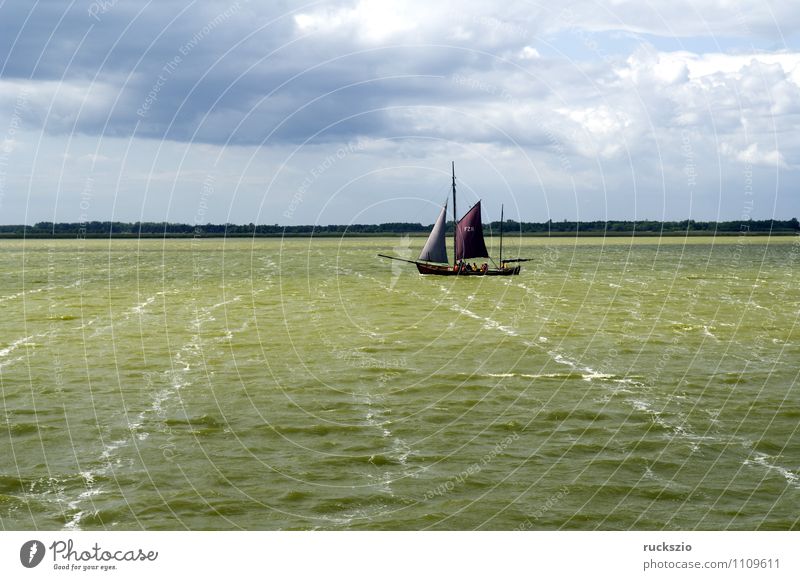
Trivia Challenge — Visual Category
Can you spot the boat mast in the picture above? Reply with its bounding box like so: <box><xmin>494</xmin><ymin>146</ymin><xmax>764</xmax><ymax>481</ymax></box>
<box><xmin>499</xmin><ymin>204</ymin><xmax>503</xmax><ymax>267</ymax></box>
<box><xmin>451</xmin><ymin>161</ymin><xmax>457</xmax><ymax>266</ymax></box>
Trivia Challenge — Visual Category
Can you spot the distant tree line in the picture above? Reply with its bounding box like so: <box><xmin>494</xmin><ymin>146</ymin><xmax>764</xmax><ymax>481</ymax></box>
<box><xmin>0</xmin><ymin>218</ymin><xmax>797</xmax><ymax>238</ymax></box>
<box><xmin>0</xmin><ymin>221</ymin><xmax>431</xmax><ymax>237</ymax></box>
<box><xmin>491</xmin><ymin>218</ymin><xmax>800</xmax><ymax>234</ymax></box>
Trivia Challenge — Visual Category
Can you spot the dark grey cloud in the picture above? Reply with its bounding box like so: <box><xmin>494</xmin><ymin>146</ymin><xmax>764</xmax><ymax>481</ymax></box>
<box><xmin>0</xmin><ymin>1</ymin><xmax>562</xmax><ymax>147</ymax></box>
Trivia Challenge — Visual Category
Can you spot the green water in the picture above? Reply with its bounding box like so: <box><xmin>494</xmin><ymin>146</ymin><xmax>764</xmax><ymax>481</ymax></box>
<box><xmin>1</xmin><ymin>236</ymin><xmax>798</xmax><ymax>530</ymax></box>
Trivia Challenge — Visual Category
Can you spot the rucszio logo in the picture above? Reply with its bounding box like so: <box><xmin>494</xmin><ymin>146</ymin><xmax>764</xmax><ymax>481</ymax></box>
<box><xmin>20</xmin><ymin>540</ymin><xmax>46</xmax><ymax>568</ymax></box>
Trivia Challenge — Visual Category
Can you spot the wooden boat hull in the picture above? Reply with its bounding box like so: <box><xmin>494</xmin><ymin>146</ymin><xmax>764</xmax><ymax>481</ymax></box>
<box><xmin>416</xmin><ymin>263</ymin><xmax>520</xmax><ymax>276</ymax></box>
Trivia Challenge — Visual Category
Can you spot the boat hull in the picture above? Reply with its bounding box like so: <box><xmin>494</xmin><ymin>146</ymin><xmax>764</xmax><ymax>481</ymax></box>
<box><xmin>416</xmin><ymin>263</ymin><xmax>521</xmax><ymax>276</ymax></box>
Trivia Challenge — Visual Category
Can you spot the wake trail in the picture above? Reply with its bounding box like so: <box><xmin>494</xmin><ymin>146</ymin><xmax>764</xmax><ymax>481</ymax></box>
<box><xmin>333</xmin><ymin>262</ymin><xmax>800</xmax><ymax>523</ymax></box>
<box><xmin>435</xmin><ymin>285</ymin><xmax>800</xmax><ymax>492</ymax></box>
<box><xmin>63</xmin><ymin>286</ymin><xmax>262</xmax><ymax>529</ymax></box>
<box><xmin>320</xmin><ymin>269</ymin><xmax>419</xmax><ymax>498</ymax></box>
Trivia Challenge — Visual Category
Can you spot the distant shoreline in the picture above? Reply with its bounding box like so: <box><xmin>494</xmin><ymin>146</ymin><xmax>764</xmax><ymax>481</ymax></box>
<box><xmin>1</xmin><ymin>231</ymin><xmax>797</xmax><ymax>239</ymax></box>
<box><xmin>1</xmin><ymin>218</ymin><xmax>797</xmax><ymax>239</ymax></box>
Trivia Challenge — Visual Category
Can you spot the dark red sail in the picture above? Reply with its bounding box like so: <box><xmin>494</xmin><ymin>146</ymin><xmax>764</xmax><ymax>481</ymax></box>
<box><xmin>456</xmin><ymin>201</ymin><xmax>489</xmax><ymax>260</ymax></box>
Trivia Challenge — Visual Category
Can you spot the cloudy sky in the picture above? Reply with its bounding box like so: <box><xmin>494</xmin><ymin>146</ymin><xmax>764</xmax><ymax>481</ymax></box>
<box><xmin>0</xmin><ymin>0</ymin><xmax>797</xmax><ymax>225</ymax></box>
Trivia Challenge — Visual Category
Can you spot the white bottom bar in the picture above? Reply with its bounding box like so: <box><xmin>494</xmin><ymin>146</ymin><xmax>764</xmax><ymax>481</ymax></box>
<box><xmin>1</xmin><ymin>531</ymin><xmax>796</xmax><ymax>579</ymax></box>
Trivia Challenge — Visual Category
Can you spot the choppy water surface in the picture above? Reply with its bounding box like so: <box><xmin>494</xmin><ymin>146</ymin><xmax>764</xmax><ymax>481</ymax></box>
<box><xmin>1</xmin><ymin>236</ymin><xmax>798</xmax><ymax>530</ymax></box>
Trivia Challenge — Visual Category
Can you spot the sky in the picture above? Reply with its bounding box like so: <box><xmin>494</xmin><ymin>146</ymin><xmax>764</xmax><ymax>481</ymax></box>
<box><xmin>0</xmin><ymin>0</ymin><xmax>798</xmax><ymax>226</ymax></box>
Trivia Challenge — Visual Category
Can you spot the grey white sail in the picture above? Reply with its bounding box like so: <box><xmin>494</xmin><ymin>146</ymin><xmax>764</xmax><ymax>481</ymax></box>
<box><xmin>418</xmin><ymin>202</ymin><xmax>449</xmax><ymax>263</ymax></box>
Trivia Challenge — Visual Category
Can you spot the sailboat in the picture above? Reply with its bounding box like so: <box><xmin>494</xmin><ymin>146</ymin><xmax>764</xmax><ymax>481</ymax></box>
<box><xmin>379</xmin><ymin>163</ymin><xmax>523</xmax><ymax>276</ymax></box>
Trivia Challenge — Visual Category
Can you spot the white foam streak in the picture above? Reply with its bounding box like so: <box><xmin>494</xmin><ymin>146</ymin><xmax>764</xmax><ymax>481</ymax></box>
<box><xmin>0</xmin><ymin>335</ymin><xmax>35</xmax><ymax>358</ymax></box>
<box><xmin>449</xmin><ymin>305</ymin><xmax>519</xmax><ymax>337</ymax></box>
<box><xmin>356</xmin><ymin>390</ymin><xmax>415</xmax><ymax>496</ymax></box>
<box><xmin>745</xmin><ymin>453</ymin><xmax>800</xmax><ymax>489</ymax></box>
<box><xmin>0</xmin><ymin>287</ymin><xmax>45</xmax><ymax>304</ymax></box>
<box><xmin>131</xmin><ymin>295</ymin><xmax>156</xmax><ymax>314</ymax></box>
